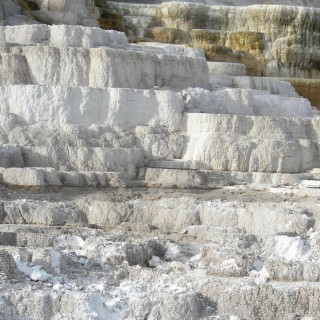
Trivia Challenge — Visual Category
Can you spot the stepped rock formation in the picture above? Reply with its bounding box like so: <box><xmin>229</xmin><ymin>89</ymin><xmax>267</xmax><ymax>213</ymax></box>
<box><xmin>102</xmin><ymin>0</ymin><xmax>320</xmax><ymax>108</ymax></box>
<box><xmin>106</xmin><ymin>2</ymin><xmax>320</xmax><ymax>77</ymax></box>
<box><xmin>1</xmin><ymin>1</ymin><xmax>320</xmax><ymax>320</ymax></box>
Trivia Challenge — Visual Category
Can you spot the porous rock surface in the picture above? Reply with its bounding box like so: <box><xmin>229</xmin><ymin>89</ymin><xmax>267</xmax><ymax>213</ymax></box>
<box><xmin>1</xmin><ymin>2</ymin><xmax>320</xmax><ymax>320</ymax></box>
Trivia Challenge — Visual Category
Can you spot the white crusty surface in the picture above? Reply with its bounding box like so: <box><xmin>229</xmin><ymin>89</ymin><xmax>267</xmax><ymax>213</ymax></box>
<box><xmin>2</xmin><ymin>45</ymin><xmax>208</xmax><ymax>89</ymax></box>
<box><xmin>0</xmin><ymin>4</ymin><xmax>320</xmax><ymax>318</ymax></box>
<box><xmin>0</xmin><ymin>24</ymin><xmax>129</xmax><ymax>48</ymax></box>
<box><xmin>0</xmin><ymin>25</ymin><xmax>209</xmax><ymax>90</ymax></box>
<box><xmin>183</xmin><ymin>87</ymin><xmax>314</xmax><ymax>117</ymax></box>
<box><xmin>0</xmin><ymin>86</ymin><xmax>184</xmax><ymax>130</ymax></box>
<box><xmin>207</xmin><ymin>62</ymin><xmax>247</xmax><ymax>76</ymax></box>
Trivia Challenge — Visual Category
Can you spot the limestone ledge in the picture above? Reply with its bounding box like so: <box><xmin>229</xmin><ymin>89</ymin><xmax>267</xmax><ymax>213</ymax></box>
<box><xmin>0</xmin><ymin>86</ymin><xmax>184</xmax><ymax>131</ymax></box>
<box><xmin>208</xmin><ymin>62</ymin><xmax>247</xmax><ymax>77</ymax></box>
<box><xmin>144</xmin><ymin>167</ymin><xmax>312</xmax><ymax>189</ymax></box>
<box><xmin>0</xmin><ymin>167</ymin><xmax>124</xmax><ymax>187</ymax></box>
<box><xmin>0</xmin><ymin>46</ymin><xmax>209</xmax><ymax>89</ymax></box>
<box><xmin>209</xmin><ymin>75</ymin><xmax>299</xmax><ymax>96</ymax></box>
<box><xmin>183</xmin><ymin>87</ymin><xmax>314</xmax><ymax>117</ymax></box>
<box><xmin>0</xmin><ymin>144</ymin><xmax>143</xmax><ymax>179</ymax></box>
<box><xmin>0</xmin><ymin>86</ymin><xmax>313</xmax><ymax>129</ymax></box>
<box><xmin>0</xmin><ymin>166</ymin><xmax>316</xmax><ymax>189</ymax></box>
<box><xmin>0</xmin><ymin>24</ymin><xmax>129</xmax><ymax>48</ymax></box>
<box><xmin>0</xmin><ymin>82</ymin><xmax>319</xmax><ymax>176</ymax></box>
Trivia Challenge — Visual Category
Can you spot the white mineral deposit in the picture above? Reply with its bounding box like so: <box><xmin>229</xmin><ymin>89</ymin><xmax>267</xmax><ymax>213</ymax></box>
<box><xmin>0</xmin><ymin>1</ymin><xmax>320</xmax><ymax>319</ymax></box>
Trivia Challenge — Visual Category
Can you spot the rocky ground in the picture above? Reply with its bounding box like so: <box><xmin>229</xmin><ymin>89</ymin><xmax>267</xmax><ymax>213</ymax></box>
<box><xmin>0</xmin><ymin>184</ymin><xmax>319</xmax><ymax>319</ymax></box>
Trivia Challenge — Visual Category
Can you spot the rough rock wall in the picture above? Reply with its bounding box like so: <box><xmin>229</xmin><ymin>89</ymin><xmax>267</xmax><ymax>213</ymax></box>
<box><xmin>107</xmin><ymin>1</ymin><xmax>320</xmax><ymax>79</ymax></box>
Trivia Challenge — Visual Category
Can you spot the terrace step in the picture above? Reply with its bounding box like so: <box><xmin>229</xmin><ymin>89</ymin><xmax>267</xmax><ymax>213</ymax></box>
<box><xmin>147</xmin><ymin>159</ymin><xmax>202</xmax><ymax>170</ymax></box>
<box><xmin>300</xmin><ymin>180</ymin><xmax>320</xmax><ymax>188</ymax></box>
<box><xmin>144</xmin><ymin>168</ymin><xmax>310</xmax><ymax>188</ymax></box>
<box><xmin>0</xmin><ymin>167</ymin><xmax>124</xmax><ymax>187</ymax></box>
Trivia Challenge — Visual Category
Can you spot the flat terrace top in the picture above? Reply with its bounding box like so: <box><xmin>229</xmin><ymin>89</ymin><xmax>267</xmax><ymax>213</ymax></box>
<box><xmin>0</xmin><ymin>183</ymin><xmax>316</xmax><ymax>203</ymax></box>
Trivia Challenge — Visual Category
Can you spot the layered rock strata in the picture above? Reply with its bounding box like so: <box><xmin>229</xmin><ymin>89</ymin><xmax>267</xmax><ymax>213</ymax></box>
<box><xmin>0</xmin><ymin>8</ymin><xmax>320</xmax><ymax>320</ymax></box>
<box><xmin>105</xmin><ymin>1</ymin><xmax>320</xmax><ymax>81</ymax></box>
<box><xmin>0</xmin><ymin>24</ymin><xmax>319</xmax><ymax>184</ymax></box>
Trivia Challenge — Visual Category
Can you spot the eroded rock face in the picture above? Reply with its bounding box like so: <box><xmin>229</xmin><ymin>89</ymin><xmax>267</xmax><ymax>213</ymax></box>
<box><xmin>1</xmin><ymin>2</ymin><xmax>320</xmax><ymax>319</ymax></box>
<box><xmin>106</xmin><ymin>1</ymin><xmax>320</xmax><ymax>79</ymax></box>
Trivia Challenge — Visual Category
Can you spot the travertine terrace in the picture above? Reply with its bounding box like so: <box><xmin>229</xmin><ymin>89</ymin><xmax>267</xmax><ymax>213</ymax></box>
<box><xmin>0</xmin><ymin>1</ymin><xmax>320</xmax><ymax>319</ymax></box>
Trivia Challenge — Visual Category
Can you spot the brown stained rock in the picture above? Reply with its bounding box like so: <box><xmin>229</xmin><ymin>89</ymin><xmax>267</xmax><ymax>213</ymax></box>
<box><xmin>284</xmin><ymin>78</ymin><xmax>320</xmax><ymax>110</ymax></box>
